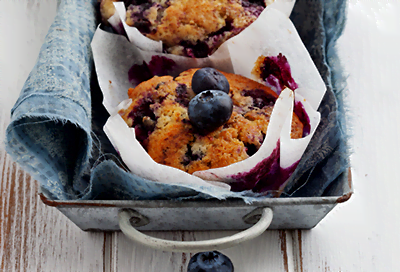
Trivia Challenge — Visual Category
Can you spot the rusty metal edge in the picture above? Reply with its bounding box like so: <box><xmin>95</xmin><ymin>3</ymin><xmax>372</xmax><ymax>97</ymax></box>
<box><xmin>336</xmin><ymin>168</ymin><xmax>353</xmax><ymax>203</ymax></box>
<box><xmin>39</xmin><ymin>194</ymin><xmax>340</xmax><ymax>208</ymax></box>
<box><xmin>39</xmin><ymin>194</ymin><xmax>118</xmax><ymax>207</ymax></box>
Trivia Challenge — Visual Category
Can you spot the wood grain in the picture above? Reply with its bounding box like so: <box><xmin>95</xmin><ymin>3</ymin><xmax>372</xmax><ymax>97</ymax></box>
<box><xmin>0</xmin><ymin>0</ymin><xmax>290</xmax><ymax>270</ymax></box>
<box><xmin>0</xmin><ymin>1</ymin><xmax>105</xmax><ymax>271</ymax></box>
<box><xmin>113</xmin><ymin>230</ymin><xmax>289</xmax><ymax>272</ymax></box>
<box><xmin>297</xmin><ymin>1</ymin><xmax>400</xmax><ymax>271</ymax></box>
<box><xmin>0</xmin><ymin>113</ymin><xmax>106</xmax><ymax>272</ymax></box>
<box><xmin>2</xmin><ymin>0</ymin><xmax>400</xmax><ymax>271</ymax></box>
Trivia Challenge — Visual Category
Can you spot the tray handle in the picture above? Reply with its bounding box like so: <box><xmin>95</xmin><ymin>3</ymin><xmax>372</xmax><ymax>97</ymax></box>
<box><xmin>118</xmin><ymin>207</ymin><xmax>273</xmax><ymax>252</ymax></box>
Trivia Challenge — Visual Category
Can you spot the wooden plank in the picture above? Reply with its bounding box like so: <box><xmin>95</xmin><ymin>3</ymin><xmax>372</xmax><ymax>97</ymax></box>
<box><xmin>6</xmin><ymin>0</ymin><xmax>400</xmax><ymax>271</ymax></box>
<box><xmin>0</xmin><ymin>108</ymin><xmax>106</xmax><ymax>271</ymax></box>
<box><xmin>0</xmin><ymin>0</ymin><xmax>60</xmax><ymax>110</ymax></box>
<box><xmin>0</xmin><ymin>1</ymin><xmax>107</xmax><ymax>271</ymax></box>
<box><xmin>112</xmin><ymin>230</ymin><xmax>290</xmax><ymax>271</ymax></box>
<box><xmin>0</xmin><ymin>156</ymin><xmax>105</xmax><ymax>272</ymax></box>
<box><xmin>296</xmin><ymin>1</ymin><xmax>400</xmax><ymax>271</ymax></box>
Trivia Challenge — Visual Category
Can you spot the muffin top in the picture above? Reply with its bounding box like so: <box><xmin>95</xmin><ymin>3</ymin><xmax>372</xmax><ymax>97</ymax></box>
<box><xmin>101</xmin><ymin>0</ymin><xmax>272</xmax><ymax>57</ymax></box>
<box><xmin>118</xmin><ymin>68</ymin><xmax>303</xmax><ymax>174</ymax></box>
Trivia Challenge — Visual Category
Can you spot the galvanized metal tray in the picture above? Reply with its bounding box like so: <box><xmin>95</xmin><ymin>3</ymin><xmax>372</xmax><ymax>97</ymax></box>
<box><xmin>40</xmin><ymin>168</ymin><xmax>352</xmax><ymax>251</ymax></box>
<box><xmin>8</xmin><ymin>0</ymin><xmax>351</xmax><ymax>252</ymax></box>
<box><xmin>40</xmin><ymin>168</ymin><xmax>352</xmax><ymax>230</ymax></box>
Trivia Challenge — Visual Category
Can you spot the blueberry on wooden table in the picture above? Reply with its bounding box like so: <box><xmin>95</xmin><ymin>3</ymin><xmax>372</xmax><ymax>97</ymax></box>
<box><xmin>188</xmin><ymin>90</ymin><xmax>233</xmax><ymax>132</ymax></box>
<box><xmin>192</xmin><ymin>68</ymin><xmax>230</xmax><ymax>94</ymax></box>
<box><xmin>187</xmin><ymin>251</ymin><xmax>234</xmax><ymax>272</ymax></box>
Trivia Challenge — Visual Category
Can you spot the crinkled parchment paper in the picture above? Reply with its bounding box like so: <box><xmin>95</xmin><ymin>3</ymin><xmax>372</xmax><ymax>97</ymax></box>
<box><xmin>92</xmin><ymin>5</ymin><xmax>326</xmax><ymax>195</ymax></box>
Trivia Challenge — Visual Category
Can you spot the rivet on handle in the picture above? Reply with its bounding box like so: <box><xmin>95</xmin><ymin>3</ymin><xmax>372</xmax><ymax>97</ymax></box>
<box><xmin>121</xmin><ymin>208</ymin><xmax>150</xmax><ymax>227</ymax></box>
<box><xmin>243</xmin><ymin>207</ymin><xmax>268</xmax><ymax>225</ymax></box>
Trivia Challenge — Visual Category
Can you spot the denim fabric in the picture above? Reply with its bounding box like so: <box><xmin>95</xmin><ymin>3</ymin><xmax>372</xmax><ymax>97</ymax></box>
<box><xmin>6</xmin><ymin>0</ymin><xmax>97</xmax><ymax>199</ymax></box>
<box><xmin>5</xmin><ymin>0</ymin><xmax>349</xmax><ymax>201</ymax></box>
<box><xmin>282</xmin><ymin>0</ymin><xmax>350</xmax><ymax>197</ymax></box>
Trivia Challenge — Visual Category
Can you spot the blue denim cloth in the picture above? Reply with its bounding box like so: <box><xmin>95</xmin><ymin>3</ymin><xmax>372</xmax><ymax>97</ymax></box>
<box><xmin>5</xmin><ymin>0</ymin><xmax>349</xmax><ymax>200</ymax></box>
<box><xmin>282</xmin><ymin>0</ymin><xmax>350</xmax><ymax>197</ymax></box>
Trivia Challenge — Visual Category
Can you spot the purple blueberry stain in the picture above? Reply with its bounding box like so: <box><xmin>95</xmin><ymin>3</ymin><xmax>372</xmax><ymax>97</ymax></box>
<box><xmin>252</xmin><ymin>156</ymin><xmax>300</xmax><ymax>194</ymax></box>
<box><xmin>259</xmin><ymin>53</ymin><xmax>298</xmax><ymax>93</ymax></box>
<box><xmin>242</xmin><ymin>89</ymin><xmax>277</xmax><ymax>108</ymax></box>
<box><xmin>126</xmin><ymin>1</ymin><xmax>153</xmax><ymax>33</ymax></box>
<box><xmin>128</xmin><ymin>61</ymin><xmax>153</xmax><ymax>86</ymax></box>
<box><xmin>174</xmin><ymin>83</ymin><xmax>190</xmax><ymax>107</ymax></box>
<box><xmin>229</xmin><ymin>140</ymin><xmax>300</xmax><ymax>194</ymax></box>
<box><xmin>127</xmin><ymin>94</ymin><xmax>157</xmax><ymax>148</ymax></box>
<box><xmin>229</xmin><ymin>141</ymin><xmax>280</xmax><ymax>192</ymax></box>
<box><xmin>242</xmin><ymin>0</ymin><xmax>265</xmax><ymax>17</ymax></box>
<box><xmin>148</xmin><ymin>55</ymin><xmax>176</xmax><ymax>76</ymax></box>
<box><xmin>128</xmin><ymin>56</ymin><xmax>176</xmax><ymax>85</ymax></box>
<box><xmin>265</xmin><ymin>75</ymin><xmax>283</xmax><ymax>94</ymax></box>
<box><xmin>180</xmin><ymin>40</ymin><xmax>211</xmax><ymax>58</ymax></box>
<box><xmin>179</xmin><ymin>21</ymin><xmax>244</xmax><ymax>58</ymax></box>
<box><xmin>294</xmin><ymin>100</ymin><xmax>311</xmax><ymax>137</ymax></box>
<box><xmin>111</xmin><ymin>21</ymin><xmax>126</xmax><ymax>36</ymax></box>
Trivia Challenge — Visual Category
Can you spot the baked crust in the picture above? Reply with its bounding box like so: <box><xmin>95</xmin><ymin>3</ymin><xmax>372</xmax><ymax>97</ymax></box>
<box><xmin>124</xmin><ymin>0</ymin><xmax>266</xmax><ymax>56</ymax></box>
<box><xmin>100</xmin><ymin>0</ymin><xmax>118</xmax><ymax>23</ymax></box>
<box><xmin>119</xmin><ymin>69</ymin><xmax>303</xmax><ymax>174</ymax></box>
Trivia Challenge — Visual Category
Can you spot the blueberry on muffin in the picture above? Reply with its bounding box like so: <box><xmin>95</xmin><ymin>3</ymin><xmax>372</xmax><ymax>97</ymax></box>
<box><xmin>118</xmin><ymin>68</ymin><xmax>303</xmax><ymax>174</ymax></box>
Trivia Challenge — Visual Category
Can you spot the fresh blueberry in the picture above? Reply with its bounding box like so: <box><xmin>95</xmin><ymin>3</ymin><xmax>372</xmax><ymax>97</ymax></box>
<box><xmin>191</xmin><ymin>68</ymin><xmax>230</xmax><ymax>94</ymax></box>
<box><xmin>187</xmin><ymin>251</ymin><xmax>234</xmax><ymax>272</ymax></box>
<box><xmin>188</xmin><ymin>90</ymin><xmax>233</xmax><ymax>132</ymax></box>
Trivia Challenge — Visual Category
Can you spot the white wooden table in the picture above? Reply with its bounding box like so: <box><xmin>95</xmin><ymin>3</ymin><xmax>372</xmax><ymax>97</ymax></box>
<box><xmin>1</xmin><ymin>0</ymin><xmax>399</xmax><ymax>271</ymax></box>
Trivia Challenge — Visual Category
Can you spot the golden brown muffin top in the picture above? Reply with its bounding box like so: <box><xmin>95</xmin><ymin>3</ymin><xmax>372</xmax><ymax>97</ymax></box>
<box><xmin>145</xmin><ymin>0</ymin><xmax>251</xmax><ymax>46</ymax></box>
<box><xmin>100</xmin><ymin>0</ymin><xmax>118</xmax><ymax>23</ymax></box>
<box><xmin>119</xmin><ymin>69</ymin><xmax>304</xmax><ymax>174</ymax></box>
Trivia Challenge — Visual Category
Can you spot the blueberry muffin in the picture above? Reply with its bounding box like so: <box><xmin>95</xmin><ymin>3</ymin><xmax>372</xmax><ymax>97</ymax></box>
<box><xmin>101</xmin><ymin>0</ymin><xmax>274</xmax><ymax>57</ymax></box>
<box><xmin>100</xmin><ymin>0</ymin><xmax>119</xmax><ymax>23</ymax></box>
<box><xmin>252</xmin><ymin>54</ymin><xmax>299</xmax><ymax>92</ymax></box>
<box><xmin>118</xmin><ymin>68</ymin><xmax>303</xmax><ymax>174</ymax></box>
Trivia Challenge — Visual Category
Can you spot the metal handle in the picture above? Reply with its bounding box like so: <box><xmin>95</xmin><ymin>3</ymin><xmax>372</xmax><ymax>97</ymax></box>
<box><xmin>118</xmin><ymin>207</ymin><xmax>273</xmax><ymax>252</ymax></box>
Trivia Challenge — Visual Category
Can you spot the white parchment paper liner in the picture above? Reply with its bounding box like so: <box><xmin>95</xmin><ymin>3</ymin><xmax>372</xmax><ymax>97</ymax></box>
<box><xmin>92</xmin><ymin>6</ymin><xmax>326</xmax><ymax>193</ymax></box>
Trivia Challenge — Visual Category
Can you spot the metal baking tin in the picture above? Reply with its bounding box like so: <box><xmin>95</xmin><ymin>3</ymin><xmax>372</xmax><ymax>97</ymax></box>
<box><xmin>40</xmin><ymin>169</ymin><xmax>352</xmax><ymax>232</ymax></box>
